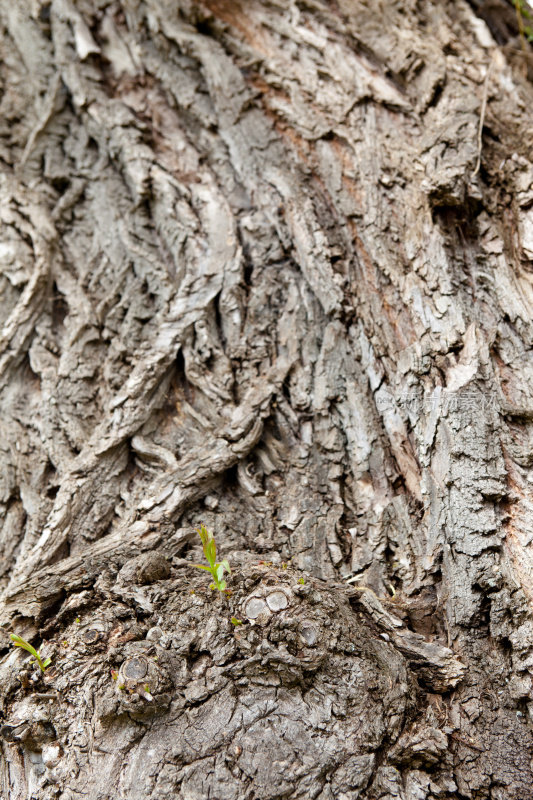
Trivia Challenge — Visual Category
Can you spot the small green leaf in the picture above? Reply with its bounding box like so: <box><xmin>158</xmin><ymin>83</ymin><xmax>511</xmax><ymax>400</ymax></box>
<box><xmin>231</xmin><ymin>617</ymin><xmax>243</xmax><ymax>625</ymax></box>
<box><xmin>206</xmin><ymin>538</ymin><xmax>217</xmax><ymax>567</ymax></box>
<box><xmin>42</xmin><ymin>658</ymin><xmax>52</xmax><ymax>669</ymax></box>
<box><xmin>10</xmin><ymin>634</ymin><xmax>51</xmax><ymax>672</ymax></box>
<box><xmin>197</xmin><ymin>525</ymin><xmax>209</xmax><ymax>546</ymax></box>
<box><xmin>298</xmin><ymin>577</ymin><xmax>305</xmax><ymax>585</ymax></box>
<box><xmin>10</xmin><ymin>635</ymin><xmax>40</xmax><ymax>660</ymax></box>
<box><xmin>192</xmin><ymin>527</ymin><xmax>230</xmax><ymax>592</ymax></box>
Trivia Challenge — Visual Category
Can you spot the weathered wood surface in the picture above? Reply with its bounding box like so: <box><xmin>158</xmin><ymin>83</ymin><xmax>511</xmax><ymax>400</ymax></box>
<box><xmin>1</xmin><ymin>0</ymin><xmax>533</xmax><ymax>797</ymax></box>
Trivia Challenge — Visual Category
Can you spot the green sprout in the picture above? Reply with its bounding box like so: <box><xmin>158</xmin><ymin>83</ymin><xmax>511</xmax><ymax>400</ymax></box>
<box><xmin>141</xmin><ymin>684</ymin><xmax>153</xmax><ymax>702</ymax></box>
<box><xmin>10</xmin><ymin>634</ymin><xmax>51</xmax><ymax>673</ymax></box>
<box><xmin>230</xmin><ymin>617</ymin><xmax>243</xmax><ymax>626</ymax></box>
<box><xmin>298</xmin><ymin>577</ymin><xmax>305</xmax><ymax>585</ymax></box>
<box><xmin>192</xmin><ymin>525</ymin><xmax>231</xmax><ymax>591</ymax></box>
<box><xmin>514</xmin><ymin>0</ymin><xmax>533</xmax><ymax>46</ymax></box>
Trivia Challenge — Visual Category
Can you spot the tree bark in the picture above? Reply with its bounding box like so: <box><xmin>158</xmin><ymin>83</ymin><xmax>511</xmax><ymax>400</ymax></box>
<box><xmin>1</xmin><ymin>0</ymin><xmax>533</xmax><ymax>798</ymax></box>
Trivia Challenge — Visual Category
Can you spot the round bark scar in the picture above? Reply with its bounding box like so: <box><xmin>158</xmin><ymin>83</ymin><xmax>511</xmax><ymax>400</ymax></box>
<box><xmin>81</xmin><ymin>629</ymin><xmax>101</xmax><ymax>645</ymax></box>
<box><xmin>266</xmin><ymin>590</ymin><xmax>289</xmax><ymax>612</ymax></box>
<box><xmin>245</xmin><ymin>597</ymin><xmax>268</xmax><ymax>619</ymax></box>
<box><xmin>300</xmin><ymin>623</ymin><xmax>318</xmax><ymax>646</ymax></box>
<box><xmin>123</xmin><ymin>657</ymin><xmax>148</xmax><ymax>680</ymax></box>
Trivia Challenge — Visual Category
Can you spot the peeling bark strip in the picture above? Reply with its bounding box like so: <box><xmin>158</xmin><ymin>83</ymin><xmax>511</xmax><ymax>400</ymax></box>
<box><xmin>1</xmin><ymin>0</ymin><xmax>533</xmax><ymax>797</ymax></box>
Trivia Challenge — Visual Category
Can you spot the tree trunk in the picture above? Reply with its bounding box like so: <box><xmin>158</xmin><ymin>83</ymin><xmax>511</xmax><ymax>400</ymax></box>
<box><xmin>1</xmin><ymin>0</ymin><xmax>533</xmax><ymax>797</ymax></box>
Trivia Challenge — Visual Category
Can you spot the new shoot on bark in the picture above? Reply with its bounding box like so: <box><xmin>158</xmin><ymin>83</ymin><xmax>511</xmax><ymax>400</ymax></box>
<box><xmin>10</xmin><ymin>634</ymin><xmax>51</xmax><ymax>673</ymax></box>
<box><xmin>193</xmin><ymin>525</ymin><xmax>231</xmax><ymax>591</ymax></box>
<box><xmin>514</xmin><ymin>0</ymin><xmax>533</xmax><ymax>46</ymax></box>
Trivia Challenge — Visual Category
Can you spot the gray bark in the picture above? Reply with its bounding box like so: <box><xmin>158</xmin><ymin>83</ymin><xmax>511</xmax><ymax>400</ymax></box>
<box><xmin>1</xmin><ymin>0</ymin><xmax>533</xmax><ymax>797</ymax></box>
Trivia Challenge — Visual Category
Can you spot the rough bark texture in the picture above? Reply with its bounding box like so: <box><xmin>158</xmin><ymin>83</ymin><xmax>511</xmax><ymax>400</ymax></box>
<box><xmin>1</xmin><ymin>0</ymin><xmax>533</xmax><ymax>798</ymax></box>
